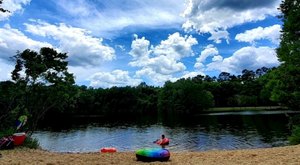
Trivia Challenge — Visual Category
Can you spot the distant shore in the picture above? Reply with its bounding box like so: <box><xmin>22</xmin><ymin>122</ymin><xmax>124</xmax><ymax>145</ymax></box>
<box><xmin>206</xmin><ymin>106</ymin><xmax>288</xmax><ymax>112</ymax></box>
<box><xmin>1</xmin><ymin>145</ymin><xmax>300</xmax><ymax>165</ymax></box>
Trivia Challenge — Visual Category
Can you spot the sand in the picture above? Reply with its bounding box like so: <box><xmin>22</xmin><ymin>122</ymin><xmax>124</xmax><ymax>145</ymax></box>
<box><xmin>1</xmin><ymin>145</ymin><xmax>300</xmax><ymax>165</ymax></box>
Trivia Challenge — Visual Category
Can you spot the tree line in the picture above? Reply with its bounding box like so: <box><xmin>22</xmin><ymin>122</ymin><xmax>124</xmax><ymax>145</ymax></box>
<box><xmin>49</xmin><ymin>66</ymin><xmax>278</xmax><ymax>117</ymax></box>
<box><xmin>0</xmin><ymin>50</ymin><xmax>282</xmax><ymax>133</ymax></box>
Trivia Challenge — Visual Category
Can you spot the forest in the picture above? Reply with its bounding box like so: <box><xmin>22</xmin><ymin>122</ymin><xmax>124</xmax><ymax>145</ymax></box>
<box><xmin>0</xmin><ymin>58</ymin><xmax>292</xmax><ymax>133</ymax></box>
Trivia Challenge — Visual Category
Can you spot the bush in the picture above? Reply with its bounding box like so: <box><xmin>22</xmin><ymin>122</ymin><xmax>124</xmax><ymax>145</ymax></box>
<box><xmin>0</xmin><ymin>128</ymin><xmax>15</xmax><ymax>138</ymax></box>
<box><xmin>22</xmin><ymin>136</ymin><xmax>40</xmax><ymax>149</ymax></box>
<box><xmin>288</xmin><ymin>125</ymin><xmax>300</xmax><ymax>145</ymax></box>
<box><xmin>288</xmin><ymin>114</ymin><xmax>300</xmax><ymax>129</ymax></box>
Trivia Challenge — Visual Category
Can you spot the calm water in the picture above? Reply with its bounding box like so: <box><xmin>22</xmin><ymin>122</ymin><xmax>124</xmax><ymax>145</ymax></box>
<box><xmin>32</xmin><ymin>111</ymin><xmax>298</xmax><ymax>153</ymax></box>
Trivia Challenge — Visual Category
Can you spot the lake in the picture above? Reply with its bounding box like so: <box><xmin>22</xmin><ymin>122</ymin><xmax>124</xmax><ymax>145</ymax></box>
<box><xmin>32</xmin><ymin>110</ymin><xmax>298</xmax><ymax>153</ymax></box>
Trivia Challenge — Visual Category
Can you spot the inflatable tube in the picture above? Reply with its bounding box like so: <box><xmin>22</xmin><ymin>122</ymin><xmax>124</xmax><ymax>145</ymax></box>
<box><xmin>136</xmin><ymin>148</ymin><xmax>170</xmax><ymax>162</ymax></box>
<box><xmin>100</xmin><ymin>147</ymin><xmax>117</xmax><ymax>153</ymax></box>
<box><xmin>156</xmin><ymin>138</ymin><xmax>169</xmax><ymax>145</ymax></box>
<box><xmin>12</xmin><ymin>132</ymin><xmax>26</xmax><ymax>146</ymax></box>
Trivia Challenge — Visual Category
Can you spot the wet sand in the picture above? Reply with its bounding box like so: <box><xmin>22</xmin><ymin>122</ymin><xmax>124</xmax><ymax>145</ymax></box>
<box><xmin>1</xmin><ymin>145</ymin><xmax>300</xmax><ymax>165</ymax></box>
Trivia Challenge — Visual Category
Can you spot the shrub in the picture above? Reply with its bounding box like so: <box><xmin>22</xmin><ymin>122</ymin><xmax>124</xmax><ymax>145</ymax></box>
<box><xmin>288</xmin><ymin>125</ymin><xmax>300</xmax><ymax>145</ymax></box>
<box><xmin>22</xmin><ymin>136</ymin><xmax>40</xmax><ymax>149</ymax></box>
<box><xmin>0</xmin><ymin>128</ymin><xmax>15</xmax><ymax>138</ymax></box>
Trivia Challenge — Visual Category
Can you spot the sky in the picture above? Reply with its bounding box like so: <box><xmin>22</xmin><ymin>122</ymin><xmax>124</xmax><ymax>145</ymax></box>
<box><xmin>0</xmin><ymin>0</ymin><xmax>283</xmax><ymax>88</ymax></box>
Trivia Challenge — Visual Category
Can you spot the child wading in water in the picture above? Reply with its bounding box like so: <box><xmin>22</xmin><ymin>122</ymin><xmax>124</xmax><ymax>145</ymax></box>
<box><xmin>154</xmin><ymin>134</ymin><xmax>169</xmax><ymax>148</ymax></box>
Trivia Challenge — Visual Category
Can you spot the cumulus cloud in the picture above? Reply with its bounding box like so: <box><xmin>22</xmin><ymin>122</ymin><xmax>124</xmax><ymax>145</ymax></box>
<box><xmin>154</xmin><ymin>32</ymin><xmax>198</xmax><ymax>60</ymax></box>
<box><xmin>89</xmin><ymin>70</ymin><xmax>142</xmax><ymax>88</ymax></box>
<box><xmin>178</xmin><ymin>71</ymin><xmax>204</xmax><ymax>80</ymax></box>
<box><xmin>52</xmin><ymin>0</ymin><xmax>185</xmax><ymax>37</ymax></box>
<box><xmin>208</xmin><ymin>30</ymin><xmax>230</xmax><ymax>44</ymax></box>
<box><xmin>235</xmin><ymin>24</ymin><xmax>281</xmax><ymax>44</ymax></box>
<box><xmin>24</xmin><ymin>20</ymin><xmax>116</xmax><ymax>66</ymax></box>
<box><xmin>129</xmin><ymin>35</ymin><xmax>150</xmax><ymax>66</ymax></box>
<box><xmin>206</xmin><ymin>46</ymin><xmax>280</xmax><ymax>74</ymax></box>
<box><xmin>0</xmin><ymin>0</ymin><xmax>31</xmax><ymax>20</ymax></box>
<box><xmin>135</xmin><ymin>68</ymin><xmax>173</xmax><ymax>85</ymax></box>
<box><xmin>182</xmin><ymin>0</ymin><xmax>281</xmax><ymax>43</ymax></box>
<box><xmin>212</xmin><ymin>55</ymin><xmax>223</xmax><ymax>62</ymax></box>
<box><xmin>0</xmin><ymin>24</ymin><xmax>52</xmax><ymax>61</ymax></box>
<box><xmin>194</xmin><ymin>44</ymin><xmax>220</xmax><ymax>69</ymax></box>
<box><xmin>129</xmin><ymin>32</ymin><xmax>198</xmax><ymax>84</ymax></box>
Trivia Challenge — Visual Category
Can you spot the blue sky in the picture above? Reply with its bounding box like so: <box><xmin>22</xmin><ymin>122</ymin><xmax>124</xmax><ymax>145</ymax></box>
<box><xmin>0</xmin><ymin>0</ymin><xmax>282</xmax><ymax>88</ymax></box>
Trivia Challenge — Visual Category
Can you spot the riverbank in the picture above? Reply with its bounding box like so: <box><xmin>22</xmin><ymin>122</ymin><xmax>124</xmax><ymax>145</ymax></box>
<box><xmin>1</xmin><ymin>145</ymin><xmax>300</xmax><ymax>164</ymax></box>
<box><xmin>206</xmin><ymin>106</ymin><xmax>288</xmax><ymax>112</ymax></box>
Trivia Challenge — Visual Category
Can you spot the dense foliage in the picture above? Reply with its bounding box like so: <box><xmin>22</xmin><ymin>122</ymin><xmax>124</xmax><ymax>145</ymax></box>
<box><xmin>270</xmin><ymin>0</ymin><xmax>300</xmax><ymax>110</ymax></box>
<box><xmin>0</xmin><ymin>47</ymin><xmax>75</xmax><ymax>134</ymax></box>
<box><xmin>276</xmin><ymin>0</ymin><xmax>300</xmax><ymax>144</ymax></box>
<box><xmin>1</xmin><ymin>63</ymin><xmax>279</xmax><ymax>132</ymax></box>
<box><xmin>46</xmin><ymin>67</ymin><xmax>278</xmax><ymax>119</ymax></box>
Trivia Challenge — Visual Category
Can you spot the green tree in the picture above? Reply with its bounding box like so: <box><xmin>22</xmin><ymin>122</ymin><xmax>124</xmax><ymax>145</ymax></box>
<box><xmin>241</xmin><ymin>69</ymin><xmax>255</xmax><ymax>82</ymax></box>
<box><xmin>218</xmin><ymin>72</ymin><xmax>231</xmax><ymax>82</ymax></box>
<box><xmin>271</xmin><ymin>0</ymin><xmax>300</xmax><ymax>109</ymax></box>
<box><xmin>0</xmin><ymin>81</ymin><xmax>22</xmax><ymax>130</ymax></box>
<box><xmin>158</xmin><ymin>79</ymin><xmax>214</xmax><ymax>115</ymax></box>
<box><xmin>256</xmin><ymin>67</ymin><xmax>278</xmax><ymax>106</ymax></box>
<box><xmin>11</xmin><ymin>47</ymin><xmax>75</xmax><ymax>133</ymax></box>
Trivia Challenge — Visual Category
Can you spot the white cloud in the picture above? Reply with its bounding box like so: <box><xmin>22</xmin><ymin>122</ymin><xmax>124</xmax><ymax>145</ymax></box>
<box><xmin>194</xmin><ymin>44</ymin><xmax>220</xmax><ymax>69</ymax></box>
<box><xmin>179</xmin><ymin>71</ymin><xmax>204</xmax><ymax>80</ymax></box>
<box><xmin>24</xmin><ymin>20</ymin><xmax>116</xmax><ymax>66</ymax></box>
<box><xmin>129</xmin><ymin>32</ymin><xmax>198</xmax><ymax>84</ymax></box>
<box><xmin>182</xmin><ymin>0</ymin><xmax>281</xmax><ymax>42</ymax></box>
<box><xmin>208</xmin><ymin>30</ymin><xmax>230</xmax><ymax>44</ymax></box>
<box><xmin>68</xmin><ymin>65</ymin><xmax>109</xmax><ymax>84</ymax></box>
<box><xmin>135</xmin><ymin>68</ymin><xmax>173</xmax><ymax>85</ymax></box>
<box><xmin>141</xmin><ymin>56</ymin><xmax>186</xmax><ymax>75</ymax></box>
<box><xmin>129</xmin><ymin>35</ymin><xmax>150</xmax><ymax>65</ymax></box>
<box><xmin>52</xmin><ymin>0</ymin><xmax>185</xmax><ymax>37</ymax></box>
<box><xmin>235</xmin><ymin>24</ymin><xmax>281</xmax><ymax>44</ymax></box>
<box><xmin>0</xmin><ymin>0</ymin><xmax>31</xmax><ymax>20</ymax></box>
<box><xmin>212</xmin><ymin>55</ymin><xmax>223</xmax><ymax>62</ymax></box>
<box><xmin>0</xmin><ymin>59</ymin><xmax>14</xmax><ymax>81</ymax></box>
<box><xmin>89</xmin><ymin>70</ymin><xmax>142</xmax><ymax>88</ymax></box>
<box><xmin>0</xmin><ymin>24</ymin><xmax>52</xmax><ymax>61</ymax></box>
<box><xmin>154</xmin><ymin>32</ymin><xmax>198</xmax><ymax>60</ymax></box>
<box><xmin>206</xmin><ymin>46</ymin><xmax>280</xmax><ymax>74</ymax></box>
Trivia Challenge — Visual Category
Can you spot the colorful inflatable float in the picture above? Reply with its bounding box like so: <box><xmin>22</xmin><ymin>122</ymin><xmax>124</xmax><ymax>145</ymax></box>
<box><xmin>100</xmin><ymin>147</ymin><xmax>117</xmax><ymax>153</ymax></box>
<box><xmin>136</xmin><ymin>148</ymin><xmax>170</xmax><ymax>162</ymax></box>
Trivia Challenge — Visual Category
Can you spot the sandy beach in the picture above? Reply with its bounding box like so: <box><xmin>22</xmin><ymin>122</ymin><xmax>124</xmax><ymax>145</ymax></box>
<box><xmin>1</xmin><ymin>145</ymin><xmax>300</xmax><ymax>165</ymax></box>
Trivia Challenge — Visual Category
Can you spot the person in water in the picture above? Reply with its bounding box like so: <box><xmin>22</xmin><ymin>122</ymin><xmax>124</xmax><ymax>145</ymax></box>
<box><xmin>154</xmin><ymin>134</ymin><xmax>169</xmax><ymax>148</ymax></box>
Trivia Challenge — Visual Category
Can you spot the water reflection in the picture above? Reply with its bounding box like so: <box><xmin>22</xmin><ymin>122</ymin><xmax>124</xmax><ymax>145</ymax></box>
<box><xmin>32</xmin><ymin>111</ymin><xmax>296</xmax><ymax>153</ymax></box>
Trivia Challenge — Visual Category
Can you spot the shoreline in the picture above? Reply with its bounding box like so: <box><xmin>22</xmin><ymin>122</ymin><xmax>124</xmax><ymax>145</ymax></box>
<box><xmin>1</xmin><ymin>145</ymin><xmax>300</xmax><ymax>164</ymax></box>
<box><xmin>206</xmin><ymin>106</ymin><xmax>288</xmax><ymax>112</ymax></box>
